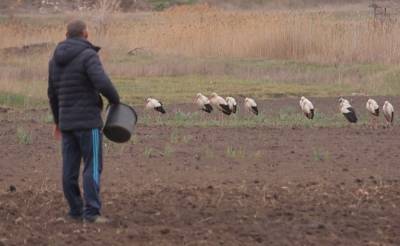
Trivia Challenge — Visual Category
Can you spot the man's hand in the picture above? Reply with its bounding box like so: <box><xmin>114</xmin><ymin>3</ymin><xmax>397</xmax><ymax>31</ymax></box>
<box><xmin>54</xmin><ymin>125</ymin><xmax>61</xmax><ymax>140</ymax></box>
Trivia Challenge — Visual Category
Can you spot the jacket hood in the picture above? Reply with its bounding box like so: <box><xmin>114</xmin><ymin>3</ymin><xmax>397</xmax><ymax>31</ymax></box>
<box><xmin>53</xmin><ymin>38</ymin><xmax>100</xmax><ymax>66</ymax></box>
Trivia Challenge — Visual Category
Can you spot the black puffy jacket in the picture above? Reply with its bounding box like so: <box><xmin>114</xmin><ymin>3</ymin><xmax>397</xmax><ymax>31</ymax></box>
<box><xmin>48</xmin><ymin>37</ymin><xmax>120</xmax><ymax>131</ymax></box>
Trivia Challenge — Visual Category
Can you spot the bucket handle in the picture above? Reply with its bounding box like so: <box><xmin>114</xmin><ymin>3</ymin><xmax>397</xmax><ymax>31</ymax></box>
<box><xmin>104</xmin><ymin>104</ymin><xmax>111</xmax><ymax>126</ymax></box>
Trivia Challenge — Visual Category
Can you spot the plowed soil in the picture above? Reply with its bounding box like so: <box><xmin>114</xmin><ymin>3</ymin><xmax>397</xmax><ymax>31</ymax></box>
<box><xmin>0</xmin><ymin>98</ymin><xmax>400</xmax><ymax>245</ymax></box>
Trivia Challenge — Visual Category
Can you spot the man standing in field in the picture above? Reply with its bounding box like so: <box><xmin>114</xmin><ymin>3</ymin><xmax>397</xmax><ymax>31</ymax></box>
<box><xmin>48</xmin><ymin>20</ymin><xmax>120</xmax><ymax>223</ymax></box>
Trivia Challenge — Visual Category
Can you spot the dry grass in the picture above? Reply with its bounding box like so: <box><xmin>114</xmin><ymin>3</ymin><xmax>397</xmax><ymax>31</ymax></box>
<box><xmin>2</xmin><ymin>5</ymin><xmax>400</xmax><ymax>62</ymax></box>
<box><xmin>1</xmin><ymin>4</ymin><xmax>400</xmax><ymax>107</ymax></box>
<box><xmin>144</xmin><ymin>6</ymin><xmax>400</xmax><ymax>64</ymax></box>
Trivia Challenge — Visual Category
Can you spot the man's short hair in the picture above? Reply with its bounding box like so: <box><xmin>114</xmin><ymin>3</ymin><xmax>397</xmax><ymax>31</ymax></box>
<box><xmin>66</xmin><ymin>20</ymin><xmax>87</xmax><ymax>38</ymax></box>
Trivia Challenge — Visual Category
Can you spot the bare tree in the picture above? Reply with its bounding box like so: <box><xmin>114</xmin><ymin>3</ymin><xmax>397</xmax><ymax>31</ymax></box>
<box><xmin>92</xmin><ymin>0</ymin><xmax>121</xmax><ymax>38</ymax></box>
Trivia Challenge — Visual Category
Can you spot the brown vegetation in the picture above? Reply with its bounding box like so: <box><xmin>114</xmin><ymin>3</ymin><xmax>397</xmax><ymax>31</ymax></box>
<box><xmin>2</xmin><ymin>4</ymin><xmax>400</xmax><ymax>63</ymax></box>
<box><xmin>1</xmin><ymin>3</ymin><xmax>400</xmax><ymax>105</ymax></box>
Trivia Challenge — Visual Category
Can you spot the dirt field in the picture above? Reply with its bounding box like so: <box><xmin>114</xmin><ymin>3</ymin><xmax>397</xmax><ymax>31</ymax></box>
<box><xmin>1</xmin><ymin>98</ymin><xmax>400</xmax><ymax>245</ymax></box>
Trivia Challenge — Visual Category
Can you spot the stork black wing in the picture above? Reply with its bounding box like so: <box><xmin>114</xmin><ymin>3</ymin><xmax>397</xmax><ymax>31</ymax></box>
<box><xmin>232</xmin><ymin>105</ymin><xmax>237</xmax><ymax>114</ymax></box>
<box><xmin>203</xmin><ymin>104</ymin><xmax>213</xmax><ymax>113</ymax></box>
<box><xmin>155</xmin><ymin>106</ymin><xmax>166</xmax><ymax>114</ymax></box>
<box><xmin>308</xmin><ymin>109</ymin><xmax>314</xmax><ymax>119</ymax></box>
<box><xmin>220</xmin><ymin>104</ymin><xmax>231</xmax><ymax>115</ymax></box>
<box><xmin>344</xmin><ymin>107</ymin><xmax>357</xmax><ymax>123</ymax></box>
<box><xmin>251</xmin><ymin>106</ymin><xmax>258</xmax><ymax>115</ymax></box>
<box><xmin>374</xmin><ymin>108</ymin><xmax>379</xmax><ymax>116</ymax></box>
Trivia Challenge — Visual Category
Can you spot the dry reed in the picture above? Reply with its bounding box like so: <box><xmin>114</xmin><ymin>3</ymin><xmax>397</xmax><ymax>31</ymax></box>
<box><xmin>1</xmin><ymin>5</ymin><xmax>400</xmax><ymax>63</ymax></box>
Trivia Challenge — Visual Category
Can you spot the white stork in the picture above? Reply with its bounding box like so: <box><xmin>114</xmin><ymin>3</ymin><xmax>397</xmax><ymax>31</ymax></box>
<box><xmin>195</xmin><ymin>93</ymin><xmax>213</xmax><ymax>113</ymax></box>
<box><xmin>209</xmin><ymin>93</ymin><xmax>231</xmax><ymax>115</ymax></box>
<box><xmin>366</xmin><ymin>98</ymin><xmax>379</xmax><ymax>128</ymax></box>
<box><xmin>299</xmin><ymin>96</ymin><xmax>314</xmax><ymax>120</ymax></box>
<box><xmin>244</xmin><ymin>97</ymin><xmax>258</xmax><ymax>115</ymax></box>
<box><xmin>146</xmin><ymin>98</ymin><xmax>166</xmax><ymax>114</ymax></box>
<box><xmin>225</xmin><ymin>97</ymin><xmax>237</xmax><ymax>114</ymax></box>
<box><xmin>338</xmin><ymin>97</ymin><xmax>350</xmax><ymax>105</ymax></box>
<box><xmin>383</xmin><ymin>101</ymin><xmax>394</xmax><ymax>127</ymax></box>
<box><xmin>339</xmin><ymin>97</ymin><xmax>357</xmax><ymax>123</ymax></box>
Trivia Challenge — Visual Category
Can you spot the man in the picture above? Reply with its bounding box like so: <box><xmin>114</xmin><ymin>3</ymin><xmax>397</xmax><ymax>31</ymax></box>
<box><xmin>48</xmin><ymin>20</ymin><xmax>120</xmax><ymax>223</ymax></box>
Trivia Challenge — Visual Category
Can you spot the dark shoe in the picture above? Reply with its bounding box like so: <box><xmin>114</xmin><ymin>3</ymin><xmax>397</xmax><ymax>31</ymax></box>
<box><xmin>66</xmin><ymin>213</ymin><xmax>83</xmax><ymax>222</ymax></box>
<box><xmin>84</xmin><ymin>215</ymin><xmax>110</xmax><ymax>224</ymax></box>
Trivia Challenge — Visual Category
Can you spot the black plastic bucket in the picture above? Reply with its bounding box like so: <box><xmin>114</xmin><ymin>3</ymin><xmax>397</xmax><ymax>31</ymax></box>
<box><xmin>103</xmin><ymin>103</ymin><xmax>138</xmax><ymax>143</ymax></box>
